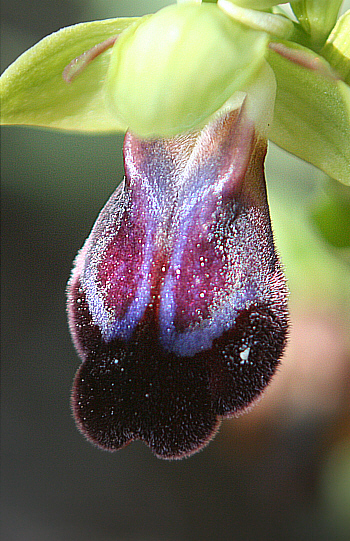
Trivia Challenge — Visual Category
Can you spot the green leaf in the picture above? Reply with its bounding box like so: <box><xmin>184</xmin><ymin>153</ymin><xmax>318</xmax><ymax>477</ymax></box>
<box><xmin>322</xmin><ymin>10</ymin><xmax>350</xmax><ymax>85</ymax></box>
<box><xmin>0</xmin><ymin>17</ymin><xmax>139</xmax><ymax>133</ymax></box>
<box><xmin>268</xmin><ymin>40</ymin><xmax>350</xmax><ymax>185</ymax></box>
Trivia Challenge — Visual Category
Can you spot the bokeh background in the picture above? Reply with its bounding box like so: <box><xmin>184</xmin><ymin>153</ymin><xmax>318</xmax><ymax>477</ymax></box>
<box><xmin>1</xmin><ymin>1</ymin><xmax>350</xmax><ymax>540</ymax></box>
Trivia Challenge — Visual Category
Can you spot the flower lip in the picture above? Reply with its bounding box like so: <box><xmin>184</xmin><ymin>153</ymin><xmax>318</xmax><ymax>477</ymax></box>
<box><xmin>68</xmin><ymin>100</ymin><xmax>288</xmax><ymax>459</ymax></box>
<box><xmin>71</xmin><ymin>290</ymin><xmax>287</xmax><ymax>459</ymax></box>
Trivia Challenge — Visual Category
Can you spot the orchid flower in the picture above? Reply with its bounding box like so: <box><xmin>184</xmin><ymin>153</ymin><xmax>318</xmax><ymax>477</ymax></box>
<box><xmin>1</xmin><ymin>0</ymin><xmax>349</xmax><ymax>459</ymax></box>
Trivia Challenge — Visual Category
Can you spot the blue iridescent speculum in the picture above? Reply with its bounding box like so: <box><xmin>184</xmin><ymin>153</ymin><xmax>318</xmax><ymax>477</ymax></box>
<box><xmin>67</xmin><ymin>67</ymin><xmax>288</xmax><ymax>459</ymax></box>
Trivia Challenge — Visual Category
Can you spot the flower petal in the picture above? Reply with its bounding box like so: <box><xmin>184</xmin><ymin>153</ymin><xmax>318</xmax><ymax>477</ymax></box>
<box><xmin>268</xmin><ymin>40</ymin><xmax>350</xmax><ymax>185</ymax></box>
<box><xmin>0</xmin><ymin>18</ymin><xmax>138</xmax><ymax>132</ymax></box>
<box><xmin>218</xmin><ymin>0</ymin><xmax>294</xmax><ymax>39</ymax></box>
<box><xmin>229</xmin><ymin>0</ymin><xmax>289</xmax><ymax>7</ymax></box>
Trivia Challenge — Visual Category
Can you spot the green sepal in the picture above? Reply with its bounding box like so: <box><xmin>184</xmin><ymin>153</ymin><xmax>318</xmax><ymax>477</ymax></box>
<box><xmin>268</xmin><ymin>40</ymin><xmax>350</xmax><ymax>185</ymax></box>
<box><xmin>322</xmin><ymin>10</ymin><xmax>350</xmax><ymax>86</ymax></box>
<box><xmin>0</xmin><ymin>17</ymin><xmax>139</xmax><ymax>133</ymax></box>
<box><xmin>106</xmin><ymin>2</ymin><xmax>268</xmax><ymax>137</ymax></box>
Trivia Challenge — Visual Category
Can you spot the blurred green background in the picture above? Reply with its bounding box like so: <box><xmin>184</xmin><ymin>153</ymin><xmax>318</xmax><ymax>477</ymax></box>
<box><xmin>1</xmin><ymin>2</ymin><xmax>350</xmax><ymax>540</ymax></box>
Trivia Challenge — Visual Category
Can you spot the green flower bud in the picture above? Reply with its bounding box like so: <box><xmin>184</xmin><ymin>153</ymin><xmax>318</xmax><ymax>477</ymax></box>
<box><xmin>291</xmin><ymin>0</ymin><xmax>344</xmax><ymax>49</ymax></box>
<box><xmin>322</xmin><ymin>9</ymin><xmax>350</xmax><ymax>85</ymax></box>
<box><xmin>105</xmin><ymin>2</ymin><xmax>268</xmax><ymax>137</ymax></box>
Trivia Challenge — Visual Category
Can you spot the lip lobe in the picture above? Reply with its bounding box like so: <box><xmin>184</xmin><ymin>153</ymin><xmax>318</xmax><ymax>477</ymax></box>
<box><xmin>67</xmin><ymin>105</ymin><xmax>288</xmax><ymax>459</ymax></box>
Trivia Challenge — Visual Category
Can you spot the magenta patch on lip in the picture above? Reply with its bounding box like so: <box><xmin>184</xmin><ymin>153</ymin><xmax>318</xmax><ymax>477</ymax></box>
<box><xmin>96</xmin><ymin>215</ymin><xmax>147</xmax><ymax>320</ymax></box>
<box><xmin>67</xmin><ymin>106</ymin><xmax>288</xmax><ymax>459</ymax></box>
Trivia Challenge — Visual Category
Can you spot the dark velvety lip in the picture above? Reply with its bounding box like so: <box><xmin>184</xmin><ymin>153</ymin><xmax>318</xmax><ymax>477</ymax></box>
<box><xmin>71</xmin><ymin>280</ymin><xmax>287</xmax><ymax>459</ymax></box>
<box><xmin>67</xmin><ymin>105</ymin><xmax>289</xmax><ymax>459</ymax></box>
